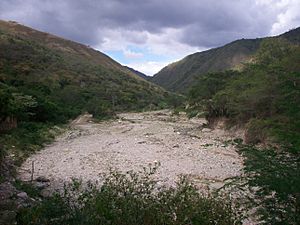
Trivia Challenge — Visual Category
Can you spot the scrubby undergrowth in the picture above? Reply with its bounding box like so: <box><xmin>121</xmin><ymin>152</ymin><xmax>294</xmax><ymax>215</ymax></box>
<box><xmin>187</xmin><ymin>38</ymin><xmax>300</xmax><ymax>224</ymax></box>
<box><xmin>17</xmin><ymin>166</ymin><xmax>242</xmax><ymax>225</ymax></box>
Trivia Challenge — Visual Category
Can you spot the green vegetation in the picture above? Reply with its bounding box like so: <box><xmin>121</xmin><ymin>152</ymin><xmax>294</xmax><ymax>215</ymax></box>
<box><xmin>239</xmin><ymin>145</ymin><xmax>300</xmax><ymax>225</ymax></box>
<box><xmin>188</xmin><ymin>38</ymin><xmax>300</xmax><ymax>150</ymax></box>
<box><xmin>17</xmin><ymin>166</ymin><xmax>241</xmax><ymax>225</ymax></box>
<box><xmin>152</xmin><ymin>39</ymin><xmax>261</xmax><ymax>93</ymax></box>
<box><xmin>0</xmin><ymin>20</ymin><xmax>175</xmax><ymax>169</ymax></box>
<box><xmin>188</xmin><ymin>38</ymin><xmax>300</xmax><ymax>224</ymax></box>
<box><xmin>0</xmin><ymin>122</ymin><xmax>63</xmax><ymax>168</ymax></box>
<box><xmin>152</xmin><ymin>27</ymin><xmax>300</xmax><ymax>94</ymax></box>
<box><xmin>124</xmin><ymin>66</ymin><xmax>151</xmax><ymax>81</ymax></box>
<box><xmin>1</xmin><ymin>20</ymin><xmax>299</xmax><ymax>224</ymax></box>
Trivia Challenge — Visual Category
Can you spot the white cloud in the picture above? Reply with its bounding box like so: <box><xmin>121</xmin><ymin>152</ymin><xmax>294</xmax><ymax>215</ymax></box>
<box><xmin>1</xmin><ymin>0</ymin><xmax>300</xmax><ymax>76</ymax></box>
<box><xmin>96</xmin><ymin>27</ymin><xmax>201</xmax><ymax>61</ymax></box>
<box><xmin>271</xmin><ymin>0</ymin><xmax>300</xmax><ymax>35</ymax></box>
<box><xmin>255</xmin><ymin>0</ymin><xmax>276</xmax><ymax>6</ymax></box>
<box><xmin>144</xmin><ymin>28</ymin><xmax>202</xmax><ymax>57</ymax></box>
<box><xmin>97</xmin><ymin>28</ymin><xmax>148</xmax><ymax>52</ymax></box>
<box><xmin>125</xmin><ymin>60</ymin><xmax>174</xmax><ymax>76</ymax></box>
<box><xmin>94</xmin><ymin>27</ymin><xmax>201</xmax><ymax>76</ymax></box>
<box><xmin>123</xmin><ymin>49</ymin><xmax>144</xmax><ymax>59</ymax></box>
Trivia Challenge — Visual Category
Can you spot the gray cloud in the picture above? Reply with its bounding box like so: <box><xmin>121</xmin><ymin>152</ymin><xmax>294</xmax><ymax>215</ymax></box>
<box><xmin>0</xmin><ymin>0</ymin><xmax>299</xmax><ymax>48</ymax></box>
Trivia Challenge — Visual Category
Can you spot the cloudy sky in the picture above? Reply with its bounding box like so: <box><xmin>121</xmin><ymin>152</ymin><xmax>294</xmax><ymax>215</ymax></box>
<box><xmin>1</xmin><ymin>0</ymin><xmax>300</xmax><ymax>75</ymax></box>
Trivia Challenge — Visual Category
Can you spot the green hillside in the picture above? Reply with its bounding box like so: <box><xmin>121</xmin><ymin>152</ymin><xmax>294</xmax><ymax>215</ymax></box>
<box><xmin>0</xmin><ymin>20</ymin><xmax>171</xmax><ymax>166</ymax></box>
<box><xmin>124</xmin><ymin>66</ymin><xmax>151</xmax><ymax>81</ymax></box>
<box><xmin>189</xmin><ymin>37</ymin><xmax>300</xmax><ymax>148</ymax></box>
<box><xmin>0</xmin><ymin>20</ymin><xmax>170</xmax><ymax>123</ymax></box>
<box><xmin>152</xmin><ymin>27</ymin><xmax>300</xmax><ymax>93</ymax></box>
<box><xmin>188</xmin><ymin>37</ymin><xmax>300</xmax><ymax>224</ymax></box>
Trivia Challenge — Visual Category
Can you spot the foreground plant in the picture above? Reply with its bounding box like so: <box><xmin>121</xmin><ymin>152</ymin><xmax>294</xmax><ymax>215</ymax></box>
<box><xmin>239</xmin><ymin>145</ymin><xmax>300</xmax><ymax>225</ymax></box>
<box><xmin>17</xmin><ymin>165</ymin><xmax>241</xmax><ymax>225</ymax></box>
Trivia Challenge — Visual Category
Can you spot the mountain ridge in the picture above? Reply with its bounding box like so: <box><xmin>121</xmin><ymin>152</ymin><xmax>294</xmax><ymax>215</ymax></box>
<box><xmin>123</xmin><ymin>66</ymin><xmax>151</xmax><ymax>81</ymax></box>
<box><xmin>0</xmin><ymin>20</ymin><xmax>148</xmax><ymax>81</ymax></box>
<box><xmin>152</xmin><ymin>27</ymin><xmax>300</xmax><ymax>93</ymax></box>
<box><xmin>0</xmin><ymin>19</ymin><xmax>170</xmax><ymax>126</ymax></box>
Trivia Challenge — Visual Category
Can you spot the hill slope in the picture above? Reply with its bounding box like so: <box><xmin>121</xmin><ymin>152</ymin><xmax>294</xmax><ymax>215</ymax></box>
<box><xmin>124</xmin><ymin>66</ymin><xmax>151</xmax><ymax>81</ymax></box>
<box><xmin>152</xmin><ymin>27</ymin><xmax>300</xmax><ymax>93</ymax></box>
<box><xmin>0</xmin><ymin>20</ymin><xmax>170</xmax><ymax>125</ymax></box>
<box><xmin>0</xmin><ymin>21</ymin><xmax>139</xmax><ymax>77</ymax></box>
<box><xmin>187</xmin><ymin>36</ymin><xmax>300</xmax><ymax>224</ymax></box>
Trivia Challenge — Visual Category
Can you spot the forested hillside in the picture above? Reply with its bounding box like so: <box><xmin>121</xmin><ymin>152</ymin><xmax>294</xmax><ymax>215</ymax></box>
<box><xmin>152</xmin><ymin>27</ymin><xmax>300</xmax><ymax>93</ymax></box>
<box><xmin>0</xmin><ymin>20</ymin><xmax>169</xmax><ymax>123</ymax></box>
<box><xmin>0</xmin><ymin>20</ymin><xmax>171</xmax><ymax>167</ymax></box>
<box><xmin>124</xmin><ymin>66</ymin><xmax>151</xmax><ymax>81</ymax></box>
<box><xmin>188</xmin><ymin>38</ymin><xmax>300</xmax><ymax>149</ymax></box>
<box><xmin>188</xmin><ymin>38</ymin><xmax>300</xmax><ymax>224</ymax></box>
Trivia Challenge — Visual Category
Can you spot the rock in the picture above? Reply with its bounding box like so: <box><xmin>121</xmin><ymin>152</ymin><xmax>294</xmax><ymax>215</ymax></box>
<box><xmin>173</xmin><ymin>144</ymin><xmax>179</xmax><ymax>148</ymax></box>
<box><xmin>202</xmin><ymin>128</ymin><xmax>212</xmax><ymax>132</ymax></box>
<box><xmin>16</xmin><ymin>197</ymin><xmax>35</xmax><ymax>210</ymax></box>
<box><xmin>137</xmin><ymin>141</ymin><xmax>146</xmax><ymax>144</ymax></box>
<box><xmin>17</xmin><ymin>192</ymin><xmax>28</xmax><ymax>199</ymax></box>
<box><xmin>0</xmin><ymin>210</ymin><xmax>17</xmax><ymax>225</ymax></box>
<box><xmin>0</xmin><ymin>199</ymin><xmax>15</xmax><ymax>211</ymax></box>
<box><xmin>40</xmin><ymin>189</ymin><xmax>52</xmax><ymax>198</ymax></box>
<box><xmin>34</xmin><ymin>182</ymin><xmax>49</xmax><ymax>190</ymax></box>
<box><xmin>16</xmin><ymin>201</ymin><xmax>31</xmax><ymax>209</ymax></box>
<box><xmin>36</xmin><ymin>176</ymin><xmax>50</xmax><ymax>183</ymax></box>
<box><xmin>0</xmin><ymin>182</ymin><xmax>17</xmax><ymax>201</ymax></box>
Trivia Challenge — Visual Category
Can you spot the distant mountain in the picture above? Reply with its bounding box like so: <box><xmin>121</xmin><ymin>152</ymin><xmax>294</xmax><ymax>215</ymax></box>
<box><xmin>0</xmin><ymin>20</ymin><xmax>170</xmax><ymax>126</ymax></box>
<box><xmin>279</xmin><ymin>27</ymin><xmax>300</xmax><ymax>44</ymax></box>
<box><xmin>124</xmin><ymin>66</ymin><xmax>150</xmax><ymax>81</ymax></box>
<box><xmin>152</xmin><ymin>27</ymin><xmax>300</xmax><ymax>93</ymax></box>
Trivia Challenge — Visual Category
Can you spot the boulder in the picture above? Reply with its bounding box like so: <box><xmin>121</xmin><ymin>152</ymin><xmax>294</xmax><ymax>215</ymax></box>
<box><xmin>34</xmin><ymin>182</ymin><xmax>49</xmax><ymax>190</ymax></box>
<box><xmin>202</xmin><ymin>128</ymin><xmax>212</xmax><ymax>132</ymax></box>
<box><xmin>36</xmin><ymin>176</ymin><xmax>50</xmax><ymax>183</ymax></box>
<box><xmin>40</xmin><ymin>189</ymin><xmax>52</xmax><ymax>198</ymax></box>
<box><xmin>17</xmin><ymin>192</ymin><xmax>28</xmax><ymax>199</ymax></box>
<box><xmin>0</xmin><ymin>182</ymin><xmax>17</xmax><ymax>201</ymax></box>
<box><xmin>0</xmin><ymin>210</ymin><xmax>17</xmax><ymax>225</ymax></box>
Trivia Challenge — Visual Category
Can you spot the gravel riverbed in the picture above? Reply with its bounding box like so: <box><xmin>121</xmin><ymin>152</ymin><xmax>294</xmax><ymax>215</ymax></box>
<box><xmin>18</xmin><ymin>110</ymin><xmax>244</xmax><ymax>191</ymax></box>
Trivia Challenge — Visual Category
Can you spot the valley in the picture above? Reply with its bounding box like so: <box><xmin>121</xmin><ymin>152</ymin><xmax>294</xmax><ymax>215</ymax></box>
<box><xmin>0</xmin><ymin>17</ymin><xmax>299</xmax><ymax>225</ymax></box>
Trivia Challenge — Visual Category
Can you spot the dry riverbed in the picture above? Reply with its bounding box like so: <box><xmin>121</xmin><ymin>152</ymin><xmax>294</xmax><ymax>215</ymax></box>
<box><xmin>18</xmin><ymin>110</ymin><xmax>244</xmax><ymax>191</ymax></box>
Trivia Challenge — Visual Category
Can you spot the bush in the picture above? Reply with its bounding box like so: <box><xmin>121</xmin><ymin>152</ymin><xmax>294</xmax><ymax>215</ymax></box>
<box><xmin>238</xmin><ymin>145</ymin><xmax>300</xmax><ymax>225</ymax></box>
<box><xmin>187</xmin><ymin>110</ymin><xmax>199</xmax><ymax>119</ymax></box>
<box><xmin>244</xmin><ymin>119</ymin><xmax>271</xmax><ymax>144</ymax></box>
<box><xmin>187</xmin><ymin>37</ymin><xmax>300</xmax><ymax>224</ymax></box>
<box><xmin>188</xmin><ymin>39</ymin><xmax>300</xmax><ymax>151</ymax></box>
<box><xmin>0</xmin><ymin>122</ymin><xmax>57</xmax><ymax>166</ymax></box>
<box><xmin>17</xmin><ymin>166</ymin><xmax>241</xmax><ymax>225</ymax></box>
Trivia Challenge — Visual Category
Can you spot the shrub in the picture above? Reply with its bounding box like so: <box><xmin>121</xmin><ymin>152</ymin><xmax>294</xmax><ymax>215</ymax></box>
<box><xmin>0</xmin><ymin>122</ymin><xmax>57</xmax><ymax>166</ymax></box>
<box><xmin>244</xmin><ymin>119</ymin><xmax>271</xmax><ymax>144</ymax></box>
<box><xmin>187</xmin><ymin>110</ymin><xmax>199</xmax><ymax>119</ymax></box>
<box><xmin>238</xmin><ymin>145</ymin><xmax>300</xmax><ymax>225</ymax></box>
<box><xmin>188</xmin><ymin>39</ymin><xmax>300</xmax><ymax>151</ymax></box>
<box><xmin>17</xmin><ymin>166</ymin><xmax>241</xmax><ymax>225</ymax></box>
